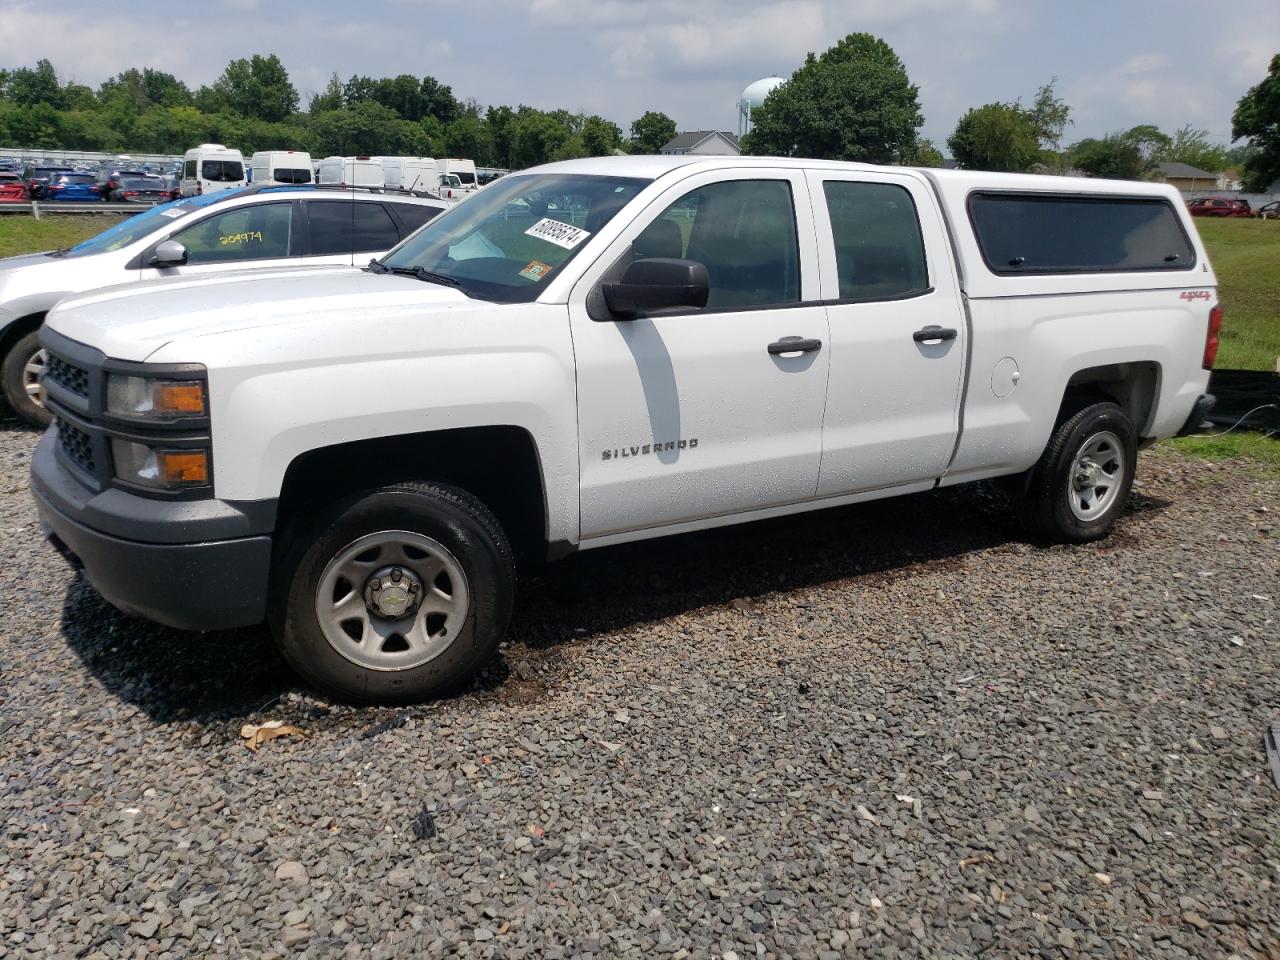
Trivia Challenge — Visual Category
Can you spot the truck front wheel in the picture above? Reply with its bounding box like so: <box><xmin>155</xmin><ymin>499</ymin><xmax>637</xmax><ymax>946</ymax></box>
<box><xmin>272</xmin><ymin>481</ymin><xmax>515</xmax><ymax>704</ymax></box>
<box><xmin>1016</xmin><ymin>401</ymin><xmax>1137</xmax><ymax>544</ymax></box>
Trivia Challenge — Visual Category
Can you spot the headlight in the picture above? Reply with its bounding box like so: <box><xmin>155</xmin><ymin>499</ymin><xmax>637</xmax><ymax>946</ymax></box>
<box><xmin>107</xmin><ymin>374</ymin><xmax>206</xmax><ymax>420</ymax></box>
<box><xmin>111</xmin><ymin>439</ymin><xmax>209</xmax><ymax>489</ymax></box>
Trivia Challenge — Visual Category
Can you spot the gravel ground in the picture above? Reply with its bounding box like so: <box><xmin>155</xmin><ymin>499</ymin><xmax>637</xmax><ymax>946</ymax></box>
<box><xmin>1</xmin><ymin>420</ymin><xmax>1278</xmax><ymax>960</ymax></box>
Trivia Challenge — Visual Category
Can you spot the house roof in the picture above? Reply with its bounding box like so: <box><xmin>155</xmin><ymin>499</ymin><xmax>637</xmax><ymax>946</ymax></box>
<box><xmin>660</xmin><ymin>130</ymin><xmax>741</xmax><ymax>151</ymax></box>
<box><xmin>1155</xmin><ymin>161</ymin><xmax>1218</xmax><ymax>179</ymax></box>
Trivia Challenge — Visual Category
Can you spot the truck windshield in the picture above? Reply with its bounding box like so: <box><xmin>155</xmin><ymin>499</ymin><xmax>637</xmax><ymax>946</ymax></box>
<box><xmin>378</xmin><ymin>173</ymin><xmax>649</xmax><ymax>303</ymax></box>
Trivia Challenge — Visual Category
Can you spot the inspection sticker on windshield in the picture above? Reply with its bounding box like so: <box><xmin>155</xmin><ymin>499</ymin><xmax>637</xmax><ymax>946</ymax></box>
<box><xmin>525</xmin><ymin>217</ymin><xmax>590</xmax><ymax>250</ymax></box>
<box><xmin>519</xmin><ymin>260</ymin><xmax>553</xmax><ymax>282</ymax></box>
<box><xmin>160</xmin><ymin>208</ymin><xmax>185</xmax><ymax>218</ymax></box>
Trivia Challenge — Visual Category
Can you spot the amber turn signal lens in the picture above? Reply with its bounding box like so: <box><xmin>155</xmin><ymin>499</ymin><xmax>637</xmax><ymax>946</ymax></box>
<box><xmin>156</xmin><ymin>382</ymin><xmax>205</xmax><ymax>415</ymax></box>
<box><xmin>157</xmin><ymin>450</ymin><xmax>209</xmax><ymax>484</ymax></box>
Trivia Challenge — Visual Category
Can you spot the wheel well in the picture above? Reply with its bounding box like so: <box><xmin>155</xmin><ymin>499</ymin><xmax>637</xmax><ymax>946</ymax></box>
<box><xmin>276</xmin><ymin>425</ymin><xmax>549</xmax><ymax>569</ymax></box>
<box><xmin>1061</xmin><ymin>362</ymin><xmax>1160</xmax><ymax>436</ymax></box>
<box><xmin>0</xmin><ymin>312</ymin><xmax>46</xmax><ymax>366</ymax></box>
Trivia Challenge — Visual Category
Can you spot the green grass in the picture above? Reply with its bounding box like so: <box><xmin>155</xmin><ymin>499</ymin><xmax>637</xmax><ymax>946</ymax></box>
<box><xmin>1162</xmin><ymin>218</ymin><xmax>1280</xmax><ymax>477</ymax></box>
<box><xmin>1193</xmin><ymin>217</ymin><xmax>1280</xmax><ymax>372</ymax></box>
<box><xmin>0</xmin><ymin>214</ymin><xmax>126</xmax><ymax>259</ymax></box>
<box><xmin>1165</xmin><ymin>431</ymin><xmax>1280</xmax><ymax>474</ymax></box>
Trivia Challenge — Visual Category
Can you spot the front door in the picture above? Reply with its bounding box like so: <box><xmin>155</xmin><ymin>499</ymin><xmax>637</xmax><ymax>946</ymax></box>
<box><xmin>149</xmin><ymin>200</ymin><xmax>300</xmax><ymax>279</ymax></box>
<box><xmin>804</xmin><ymin>170</ymin><xmax>967</xmax><ymax>496</ymax></box>
<box><xmin>570</xmin><ymin>170</ymin><xmax>830</xmax><ymax>540</ymax></box>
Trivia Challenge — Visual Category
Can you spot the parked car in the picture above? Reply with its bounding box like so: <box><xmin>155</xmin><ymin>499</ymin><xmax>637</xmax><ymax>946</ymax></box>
<box><xmin>29</xmin><ymin>156</ymin><xmax>1220</xmax><ymax>704</ymax></box>
<box><xmin>96</xmin><ymin>167</ymin><xmax>148</xmax><ymax>197</ymax></box>
<box><xmin>0</xmin><ymin>172</ymin><xmax>29</xmax><ymax>203</ymax></box>
<box><xmin>0</xmin><ymin>186</ymin><xmax>448</xmax><ymax>425</ymax></box>
<box><xmin>22</xmin><ymin>165</ymin><xmax>75</xmax><ymax>200</ymax></box>
<box><xmin>44</xmin><ymin>173</ymin><xmax>104</xmax><ymax>202</ymax></box>
<box><xmin>1187</xmin><ymin>197</ymin><xmax>1251</xmax><ymax>217</ymax></box>
<box><xmin>161</xmin><ymin>175</ymin><xmax>182</xmax><ymax>201</ymax></box>
<box><xmin>1255</xmin><ymin>200</ymin><xmax>1279</xmax><ymax>220</ymax></box>
<box><xmin>108</xmin><ymin>174</ymin><xmax>170</xmax><ymax>203</ymax></box>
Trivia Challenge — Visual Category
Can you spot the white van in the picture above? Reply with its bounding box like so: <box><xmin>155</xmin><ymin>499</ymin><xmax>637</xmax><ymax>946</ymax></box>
<box><xmin>437</xmin><ymin>158</ymin><xmax>478</xmax><ymax>193</ymax></box>
<box><xmin>249</xmin><ymin>150</ymin><xmax>313</xmax><ymax>186</ymax></box>
<box><xmin>316</xmin><ymin>156</ymin><xmax>385</xmax><ymax>189</ymax></box>
<box><xmin>180</xmin><ymin>144</ymin><xmax>247</xmax><ymax>197</ymax></box>
<box><xmin>372</xmin><ymin>157</ymin><xmax>407</xmax><ymax>189</ymax></box>
<box><xmin>403</xmin><ymin>157</ymin><xmax>436</xmax><ymax>192</ymax></box>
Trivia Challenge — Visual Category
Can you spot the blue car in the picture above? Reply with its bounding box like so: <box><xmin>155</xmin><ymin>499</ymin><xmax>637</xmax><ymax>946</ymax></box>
<box><xmin>45</xmin><ymin>172</ymin><xmax>104</xmax><ymax>202</ymax></box>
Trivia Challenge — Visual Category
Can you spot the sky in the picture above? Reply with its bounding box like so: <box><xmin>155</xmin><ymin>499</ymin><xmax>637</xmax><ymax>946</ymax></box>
<box><xmin>2</xmin><ymin>0</ymin><xmax>1277</xmax><ymax>150</ymax></box>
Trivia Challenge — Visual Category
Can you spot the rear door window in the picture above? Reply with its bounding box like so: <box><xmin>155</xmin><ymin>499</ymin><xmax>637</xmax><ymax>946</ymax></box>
<box><xmin>388</xmin><ymin>201</ymin><xmax>443</xmax><ymax>236</ymax></box>
<box><xmin>823</xmin><ymin>181</ymin><xmax>929</xmax><ymax>301</ymax></box>
<box><xmin>201</xmin><ymin>160</ymin><xmax>244</xmax><ymax>182</ymax></box>
<box><xmin>968</xmin><ymin>193</ymin><xmax>1195</xmax><ymax>274</ymax></box>
<box><xmin>272</xmin><ymin>167</ymin><xmax>312</xmax><ymax>184</ymax></box>
<box><xmin>169</xmin><ymin>202</ymin><xmax>294</xmax><ymax>264</ymax></box>
<box><xmin>307</xmin><ymin>200</ymin><xmax>401</xmax><ymax>255</ymax></box>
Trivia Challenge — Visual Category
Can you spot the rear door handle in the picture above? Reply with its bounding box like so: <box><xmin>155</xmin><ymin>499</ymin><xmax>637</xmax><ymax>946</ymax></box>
<box><xmin>913</xmin><ymin>326</ymin><xmax>958</xmax><ymax>343</ymax></box>
<box><xmin>768</xmin><ymin>336</ymin><xmax>823</xmax><ymax>356</ymax></box>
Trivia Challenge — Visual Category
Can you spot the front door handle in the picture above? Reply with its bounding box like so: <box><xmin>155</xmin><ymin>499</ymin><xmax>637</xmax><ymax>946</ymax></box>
<box><xmin>913</xmin><ymin>326</ymin><xmax>958</xmax><ymax>344</ymax></box>
<box><xmin>768</xmin><ymin>336</ymin><xmax>823</xmax><ymax>356</ymax></box>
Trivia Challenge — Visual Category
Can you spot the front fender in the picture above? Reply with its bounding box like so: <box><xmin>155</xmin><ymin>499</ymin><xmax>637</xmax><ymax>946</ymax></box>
<box><xmin>153</xmin><ymin>304</ymin><xmax>582</xmax><ymax>545</ymax></box>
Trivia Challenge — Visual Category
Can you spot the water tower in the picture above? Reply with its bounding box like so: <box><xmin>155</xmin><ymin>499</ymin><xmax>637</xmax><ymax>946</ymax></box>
<box><xmin>738</xmin><ymin>76</ymin><xmax>785</xmax><ymax>138</ymax></box>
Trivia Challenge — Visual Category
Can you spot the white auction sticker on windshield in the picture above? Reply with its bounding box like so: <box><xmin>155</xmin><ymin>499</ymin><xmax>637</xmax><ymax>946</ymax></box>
<box><xmin>160</xmin><ymin>208</ymin><xmax>186</xmax><ymax>218</ymax></box>
<box><xmin>525</xmin><ymin>217</ymin><xmax>591</xmax><ymax>250</ymax></box>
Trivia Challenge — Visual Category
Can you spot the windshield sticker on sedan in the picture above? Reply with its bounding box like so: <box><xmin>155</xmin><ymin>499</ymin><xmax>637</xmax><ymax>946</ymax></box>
<box><xmin>525</xmin><ymin>217</ymin><xmax>591</xmax><ymax>250</ymax></box>
<box><xmin>161</xmin><ymin>209</ymin><xmax>186</xmax><ymax>218</ymax></box>
<box><xmin>519</xmin><ymin>260</ymin><xmax>553</xmax><ymax>282</ymax></box>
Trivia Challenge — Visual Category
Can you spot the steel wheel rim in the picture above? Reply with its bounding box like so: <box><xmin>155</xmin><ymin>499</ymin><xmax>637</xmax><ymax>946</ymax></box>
<box><xmin>315</xmin><ymin>530</ymin><xmax>470</xmax><ymax>672</ymax></box>
<box><xmin>1067</xmin><ymin>430</ymin><xmax>1125</xmax><ymax>522</ymax></box>
<box><xmin>23</xmin><ymin>347</ymin><xmax>48</xmax><ymax>407</ymax></box>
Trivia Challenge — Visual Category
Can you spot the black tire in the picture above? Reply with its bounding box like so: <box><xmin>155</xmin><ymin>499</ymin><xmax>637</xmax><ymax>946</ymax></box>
<box><xmin>1016</xmin><ymin>401</ymin><xmax>1137</xmax><ymax>544</ymax></box>
<box><xmin>1</xmin><ymin>329</ymin><xmax>52</xmax><ymax>428</ymax></box>
<box><xmin>271</xmin><ymin>482</ymin><xmax>515</xmax><ymax>704</ymax></box>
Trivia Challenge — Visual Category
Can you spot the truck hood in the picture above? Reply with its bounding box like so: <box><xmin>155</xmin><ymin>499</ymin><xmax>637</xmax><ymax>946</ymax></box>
<box><xmin>44</xmin><ymin>265</ymin><xmax>473</xmax><ymax>362</ymax></box>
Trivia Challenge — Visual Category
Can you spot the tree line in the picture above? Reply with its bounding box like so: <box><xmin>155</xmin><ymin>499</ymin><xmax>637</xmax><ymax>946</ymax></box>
<box><xmin>740</xmin><ymin>39</ymin><xmax>1276</xmax><ymax>191</ymax></box>
<box><xmin>2</xmin><ymin>45</ymin><xmax>1276</xmax><ymax>190</ymax></box>
<box><xmin>0</xmin><ymin>56</ymin><xmax>681</xmax><ymax>167</ymax></box>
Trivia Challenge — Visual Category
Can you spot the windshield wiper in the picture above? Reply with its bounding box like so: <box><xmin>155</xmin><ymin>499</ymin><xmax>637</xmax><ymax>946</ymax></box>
<box><xmin>365</xmin><ymin>258</ymin><xmax>459</xmax><ymax>287</ymax></box>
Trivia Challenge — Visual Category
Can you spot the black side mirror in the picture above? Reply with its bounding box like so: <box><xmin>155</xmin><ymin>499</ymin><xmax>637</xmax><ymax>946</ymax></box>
<box><xmin>602</xmin><ymin>258</ymin><xmax>709</xmax><ymax>319</ymax></box>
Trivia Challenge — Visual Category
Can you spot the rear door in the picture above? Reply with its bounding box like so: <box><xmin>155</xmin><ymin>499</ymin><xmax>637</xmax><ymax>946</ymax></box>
<box><xmin>302</xmin><ymin>198</ymin><xmax>403</xmax><ymax>265</ymax></box>
<box><xmin>804</xmin><ymin>169</ymin><xmax>966</xmax><ymax>496</ymax></box>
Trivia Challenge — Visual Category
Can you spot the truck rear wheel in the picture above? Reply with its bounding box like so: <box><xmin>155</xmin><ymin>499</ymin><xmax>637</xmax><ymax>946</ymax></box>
<box><xmin>1016</xmin><ymin>401</ymin><xmax>1137</xmax><ymax>544</ymax></box>
<box><xmin>272</xmin><ymin>481</ymin><xmax>515</xmax><ymax>704</ymax></box>
<box><xmin>1</xmin><ymin>331</ymin><xmax>53</xmax><ymax>428</ymax></box>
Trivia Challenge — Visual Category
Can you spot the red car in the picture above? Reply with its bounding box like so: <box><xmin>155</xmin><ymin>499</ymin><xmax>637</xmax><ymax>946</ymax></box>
<box><xmin>1187</xmin><ymin>197</ymin><xmax>1251</xmax><ymax>217</ymax></box>
<box><xmin>0</xmin><ymin>172</ymin><xmax>28</xmax><ymax>203</ymax></box>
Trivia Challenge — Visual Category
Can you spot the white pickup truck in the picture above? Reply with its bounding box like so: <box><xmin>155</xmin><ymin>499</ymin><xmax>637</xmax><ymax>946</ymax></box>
<box><xmin>31</xmin><ymin>156</ymin><xmax>1219</xmax><ymax>703</ymax></box>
